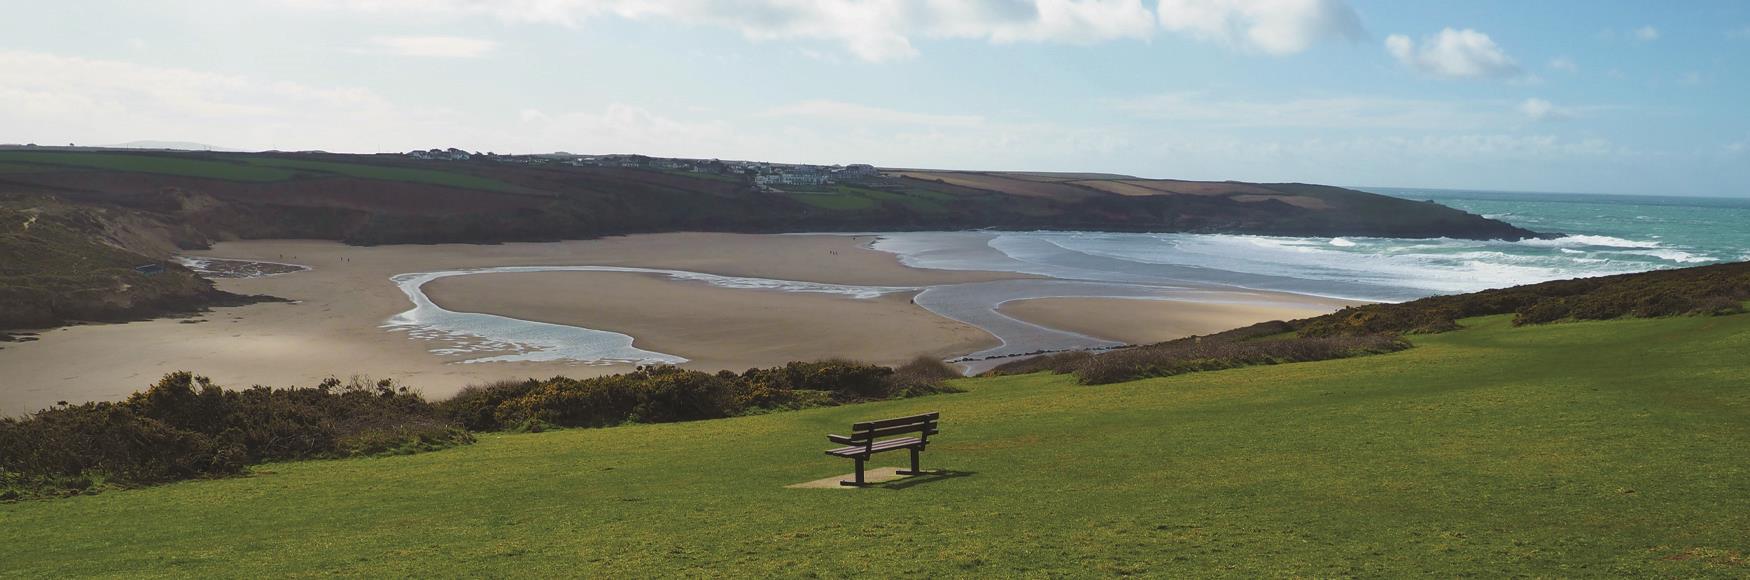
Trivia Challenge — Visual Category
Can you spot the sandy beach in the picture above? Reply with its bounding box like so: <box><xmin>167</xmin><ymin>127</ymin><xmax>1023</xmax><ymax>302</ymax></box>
<box><xmin>998</xmin><ymin>297</ymin><xmax>1353</xmax><ymax>346</ymax></box>
<box><xmin>0</xmin><ymin>234</ymin><xmax>1015</xmax><ymax>414</ymax></box>
<box><xmin>424</xmin><ymin>271</ymin><xmax>997</xmax><ymax>369</ymax></box>
<box><xmin>0</xmin><ymin>232</ymin><xmax>1358</xmax><ymax>415</ymax></box>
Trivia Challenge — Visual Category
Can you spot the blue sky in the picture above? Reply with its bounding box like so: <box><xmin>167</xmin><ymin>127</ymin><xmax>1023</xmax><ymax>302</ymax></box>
<box><xmin>3</xmin><ymin>1</ymin><xmax>1747</xmax><ymax>196</ymax></box>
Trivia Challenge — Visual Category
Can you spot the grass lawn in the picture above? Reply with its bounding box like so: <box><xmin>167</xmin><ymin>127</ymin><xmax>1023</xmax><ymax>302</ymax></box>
<box><xmin>858</xmin><ymin>188</ymin><xmax>949</xmax><ymax>214</ymax></box>
<box><xmin>784</xmin><ymin>190</ymin><xmax>879</xmax><ymax>211</ymax></box>
<box><xmin>2</xmin><ymin>314</ymin><xmax>1747</xmax><ymax>576</ymax></box>
<box><xmin>0</xmin><ymin>152</ymin><xmax>297</xmax><ymax>182</ymax></box>
<box><xmin>239</xmin><ymin>158</ymin><xmax>532</xmax><ymax>194</ymax></box>
<box><xmin>0</xmin><ymin>162</ymin><xmax>51</xmax><ymax>173</ymax></box>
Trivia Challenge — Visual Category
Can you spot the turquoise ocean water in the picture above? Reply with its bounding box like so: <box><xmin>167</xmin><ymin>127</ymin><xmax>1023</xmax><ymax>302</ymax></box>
<box><xmin>873</xmin><ymin>190</ymin><xmax>1750</xmax><ymax>303</ymax></box>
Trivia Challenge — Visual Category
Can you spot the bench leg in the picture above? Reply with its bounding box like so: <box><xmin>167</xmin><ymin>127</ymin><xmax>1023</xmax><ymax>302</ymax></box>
<box><xmin>895</xmin><ymin>448</ymin><xmax>923</xmax><ymax>476</ymax></box>
<box><xmin>840</xmin><ymin>457</ymin><xmax>866</xmax><ymax>487</ymax></box>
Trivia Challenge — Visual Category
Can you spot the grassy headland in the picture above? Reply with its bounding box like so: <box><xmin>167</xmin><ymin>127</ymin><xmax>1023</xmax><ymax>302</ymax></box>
<box><xmin>0</xmin><ymin>148</ymin><xmax>1536</xmax><ymax>248</ymax></box>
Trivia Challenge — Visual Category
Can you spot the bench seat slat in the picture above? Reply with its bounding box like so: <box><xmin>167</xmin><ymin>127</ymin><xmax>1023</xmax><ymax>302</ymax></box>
<box><xmin>852</xmin><ymin>412</ymin><xmax>940</xmax><ymax>431</ymax></box>
<box><xmin>824</xmin><ymin>436</ymin><xmax>925</xmax><ymax>457</ymax></box>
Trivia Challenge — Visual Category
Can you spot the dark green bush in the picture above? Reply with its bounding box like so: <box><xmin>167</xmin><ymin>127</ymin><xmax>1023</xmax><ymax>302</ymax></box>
<box><xmin>1298</xmin><ymin>261</ymin><xmax>1750</xmax><ymax>335</ymax></box>
<box><xmin>1513</xmin><ymin>300</ymin><xmax>1571</xmax><ymax>325</ymax></box>
<box><xmin>0</xmin><ymin>372</ymin><xmax>469</xmax><ymax>498</ymax></box>
<box><xmin>435</xmin><ymin>379</ymin><xmax>540</xmax><ymax>431</ymax></box>
<box><xmin>448</xmin><ymin>359</ymin><xmax>962</xmax><ymax>431</ymax></box>
<box><xmin>1072</xmin><ymin>334</ymin><xmax>1411</xmax><ymax>385</ymax></box>
<box><xmin>985</xmin><ymin>320</ymin><xmax>1411</xmax><ymax>386</ymax></box>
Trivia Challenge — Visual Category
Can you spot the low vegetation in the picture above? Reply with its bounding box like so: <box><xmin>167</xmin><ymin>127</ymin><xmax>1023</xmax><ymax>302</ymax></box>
<box><xmin>440</xmin><ymin>358</ymin><xmax>959</xmax><ymax>432</ymax></box>
<box><xmin>0</xmin><ymin>358</ymin><xmax>961</xmax><ymax>498</ymax></box>
<box><xmin>994</xmin><ymin>262</ymin><xmax>1750</xmax><ymax>385</ymax></box>
<box><xmin>0</xmin><ymin>151</ymin><xmax>299</xmax><ymax>181</ymax></box>
<box><xmin>0</xmin><ymin>196</ymin><xmax>270</xmax><ymax>330</ymax></box>
<box><xmin>0</xmin><ymin>373</ymin><xmax>467</xmax><ymax>499</ymax></box>
<box><xmin>1297</xmin><ymin>260</ymin><xmax>1750</xmax><ymax>336</ymax></box>
<box><xmin>992</xmin><ymin>330</ymin><xmax>1410</xmax><ymax>385</ymax></box>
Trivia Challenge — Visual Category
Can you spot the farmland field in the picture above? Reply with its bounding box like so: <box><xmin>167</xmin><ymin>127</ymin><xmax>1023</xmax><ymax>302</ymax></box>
<box><xmin>0</xmin><ymin>151</ymin><xmax>297</xmax><ymax>182</ymax></box>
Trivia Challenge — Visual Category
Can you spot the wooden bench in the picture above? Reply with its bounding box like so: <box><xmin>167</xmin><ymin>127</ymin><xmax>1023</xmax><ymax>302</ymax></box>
<box><xmin>824</xmin><ymin>412</ymin><xmax>939</xmax><ymax>486</ymax></box>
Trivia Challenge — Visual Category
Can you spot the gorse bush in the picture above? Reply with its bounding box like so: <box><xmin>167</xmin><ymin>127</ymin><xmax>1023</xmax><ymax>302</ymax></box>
<box><xmin>1301</xmin><ymin>261</ymin><xmax>1750</xmax><ymax>336</ymax></box>
<box><xmin>988</xmin><ymin>328</ymin><xmax>1409</xmax><ymax>385</ymax></box>
<box><xmin>3</xmin><ymin>358</ymin><xmax>966</xmax><ymax>499</ymax></box>
<box><xmin>0</xmin><ymin>373</ymin><xmax>469</xmax><ymax>498</ymax></box>
<box><xmin>445</xmin><ymin>359</ymin><xmax>963</xmax><ymax>431</ymax></box>
<box><xmin>988</xmin><ymin>262</ymin><xmax>1750</xmax><ymax>386</ymax></box>
<box><xmin>1072</xmin><ymin>334</ymin><xmax>1411</xmax><ymax>385</ymax></box>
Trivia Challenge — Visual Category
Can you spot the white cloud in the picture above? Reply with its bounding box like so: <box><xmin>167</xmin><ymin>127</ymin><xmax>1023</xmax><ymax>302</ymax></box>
<box><xmin>1731</xmin><ymin>25</ymin><xmax>1750</xmax><ymax>39</ymax></box>
<box><xmin>1517</xmin><ymin>98</ymin><xmax>1572</xmax><ymax>122</ymax></box>
<box><xmin>1633</xmin><ymin>25</ymin><xmax>1659</xmax><ymax>41</ymax></box>
<box><xmin>1106</xmin><ymin>92</ymin><xmax>1498</xmax><ymax>130</ymax></box>
<box><xmin>1155</xmin><ymin>0</ymin><xmax>1364</xmax><ymax>55</ymax></box>
<box><xmin>0</xmin><ymin>49</ymin><xmax>451</xmax><ymax>150</ymax></box>
<box><xmin>284</xmin><ymin>0</ymin><xmax>1362</xmax><ymax>61</ymax></box>
<box><xmin>1547</xmin><ymin>56</ymin><xmax>1576</xmax><ymax>73</ymax></box>
<box><xmin>762</xmin><ymin>100</ymin><xmax>984</xmax><ymax>127</ymax></box>
<box><xmin>286</xmin><ymin>0</ymin><xmax>1157</xmax><ymax>62</ymax></box>
<box><xmin>1386</xmin><ymin>28</ymin><xmax>1520</xmax><ymax>79</ymax></box>
<box><xmin>369</xmin><ymin>35</ymin><xmax>497</xmax><ymax>58</ymax></box>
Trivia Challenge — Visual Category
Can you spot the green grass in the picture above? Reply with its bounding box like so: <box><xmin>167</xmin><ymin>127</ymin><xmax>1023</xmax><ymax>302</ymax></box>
<box><xmin>784</xmin><ymin>190</ymin><xmax>879</xmax><ymax>211</ymax></box>
<box><xmin>239</xmin><ymin>158</ymin><xmax>531</xmax><ymax>194</ymax></box>
<box><xmin>0</xmin><ymin>162</ymin><xmax>51</xmax><ymax>173</ymax></box>
<box><xmin>3</xmin><ymin>314</ymin><xmax>1747</xmax><ymax>576</ymax></box>
<box><xmin>0</xmin><ymin>152</ymin><xmax>531</xmax><ymax>193</ymax></box>
<box><xmin>858</xmin><ymin>187</ymin><xmax>950</xmax><ymax>213</ymax></box>
<box><xmin>0</xmin><ymin>152</ymin><xmax>297</xmax><ymax>181</ymax></box>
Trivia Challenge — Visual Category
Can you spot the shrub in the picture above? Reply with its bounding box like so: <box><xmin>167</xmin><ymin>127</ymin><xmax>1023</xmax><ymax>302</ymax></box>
<box><xmin>1072</xmin><ymin>334</ymin><xmax>1411</xmax><ymax>385</ymax></box>
<box><xmin>886</xmin><ymin>356</ymin><xmax>965</xmax><ymax>398</ymax></box>
<box><xmin>1513</xmin><ymin>300</ymin><xmax>1571</xmax><ymax>325</ymax></box>
<box><xmin>984</xmin><ymin>322</ymin><xmax>1410</xmax><ymax>386</ymax></box>
<box><xmin>436</xmin><ymin>379</ymin><xmax>540</xmax><ymax>431</ymax></box>
<box><xmin>1301</xmin><ymin>261</ymin><xmax>1750</xmax><ymax>334</ymax></box>
<box><xmin>0</xmin><ymin>373</ymin><xmax>469</xmax><ymax>498</ymax></box>
<box><xmin>458</xmin><ymin>358</ymin><xmax>962</xmax><ymax>431</ymax></box>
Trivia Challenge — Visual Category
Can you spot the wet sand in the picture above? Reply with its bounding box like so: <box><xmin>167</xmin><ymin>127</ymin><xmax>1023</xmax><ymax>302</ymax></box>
<box><xmin>423</xmin><ymin>271</ymin><xmax>998</xmax><ymax>370</ymax></box>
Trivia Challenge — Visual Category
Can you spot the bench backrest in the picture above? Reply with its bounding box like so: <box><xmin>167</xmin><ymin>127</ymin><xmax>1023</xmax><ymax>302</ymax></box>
<box><xmin>846</xmin><ymin>412</ymin><xmax>939</xmax><ymax>443</ymax></box>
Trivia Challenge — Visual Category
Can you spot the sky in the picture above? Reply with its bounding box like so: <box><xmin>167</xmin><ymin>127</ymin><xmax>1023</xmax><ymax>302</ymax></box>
<box><xmin>2</xmin><ymin>0</ymin><xmax>1747</xmax><ymax>196</ymax></box>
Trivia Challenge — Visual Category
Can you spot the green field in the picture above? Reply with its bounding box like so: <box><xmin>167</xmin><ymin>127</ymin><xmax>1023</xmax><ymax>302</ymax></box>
<box><xmin>782</xmin><ymin>186</ymin><xmax>957</xmax><ymax>213</ymax></box>
<box><xmin>3</xmin><ymin>314</ymin><xmax>1747</xmax><ymax>576</ymax></box>
<box><xmin>0</xmin><ymin>162</ymin><xmax>51</xmax><ymax>173</ymax></box>
<box><xmin>0</xmin><ymin>151</ymin><xmax>529</xmax><ymax>193</ymax></box>
<box><xmin>784</xmin><ymin>189</ymin><xmax>879</xmax><ymax>211</ymax></box>
<box><xmin>0</xmin><ymin>151</ymin><xmax>297</xmax><ymax>181</ymax></box>
<box><xmin>238</xmin><ymin>157</ymin><xmax>531</xmax><ymax>194</ymax></box>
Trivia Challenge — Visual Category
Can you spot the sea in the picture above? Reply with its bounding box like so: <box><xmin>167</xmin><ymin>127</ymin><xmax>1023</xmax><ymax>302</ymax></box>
<box><xmin>872</xmin><ymin>188</ymin><xmax>1750</xmax><ymax>303</ymax></box>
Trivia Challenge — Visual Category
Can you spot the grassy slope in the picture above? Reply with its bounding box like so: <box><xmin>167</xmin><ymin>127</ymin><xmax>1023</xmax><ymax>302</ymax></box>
<box><xmin>3</xmin><ymin>315</ymin><xmax>1747</xmax><ymax>576</ymax></box>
